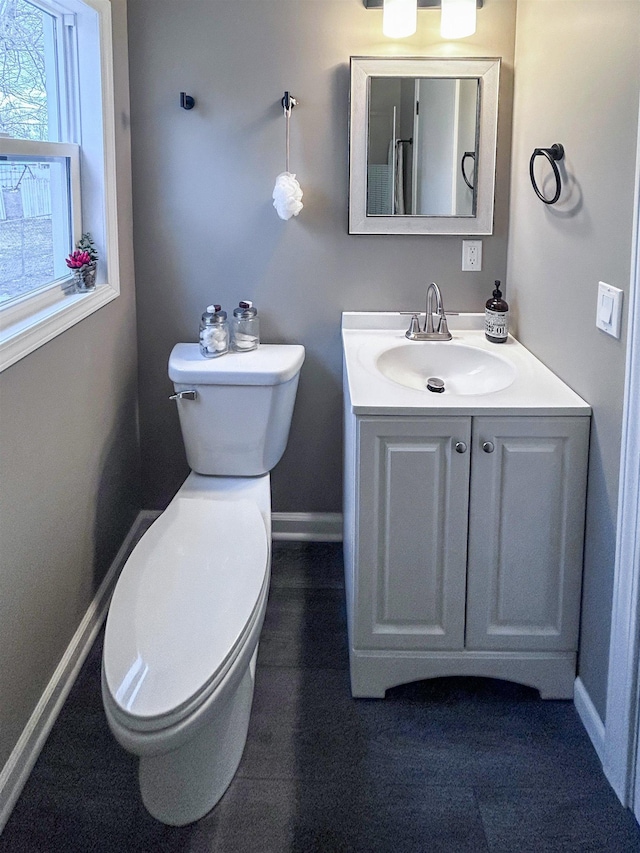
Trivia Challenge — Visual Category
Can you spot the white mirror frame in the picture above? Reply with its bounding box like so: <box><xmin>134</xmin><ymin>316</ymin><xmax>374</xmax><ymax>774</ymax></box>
<box><xmin>349</xmin><ymin>56</ymin><xmax>500</xmax><ymax>235</ymax></box>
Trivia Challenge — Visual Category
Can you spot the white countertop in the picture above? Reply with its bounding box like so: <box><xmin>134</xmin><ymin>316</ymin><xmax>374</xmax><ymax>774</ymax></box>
<box><xmin>342</xmin><ymin>312</ymin><xmax>591</xmax><ymax>417</ymax></box>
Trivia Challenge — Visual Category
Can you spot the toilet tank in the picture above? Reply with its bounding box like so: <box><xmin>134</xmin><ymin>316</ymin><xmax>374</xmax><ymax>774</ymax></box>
<box><xmin>168</xmin><ymin>343</ymin><xmax>305</xmax><ymax>476</ymax></box>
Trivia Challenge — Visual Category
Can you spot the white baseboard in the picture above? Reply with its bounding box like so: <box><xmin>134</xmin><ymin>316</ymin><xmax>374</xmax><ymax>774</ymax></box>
<box><xmin>271</xmin><ymin>512</ymin><xmax>343</xmax><ymax>542</ymax></box>
<box><xmin>132</xmin><ymin>510</ymin><xmax>344</xmax><ymax>543</ymax></box>
<box><xmin>574</xmin><ymin>676</ymin><xmax>606</xmax><ymax>765</ymax></box>
<box><xmin>0</xmin><ymin>512</ymin><xmax>151</xmax><ymax>834</ymax></box>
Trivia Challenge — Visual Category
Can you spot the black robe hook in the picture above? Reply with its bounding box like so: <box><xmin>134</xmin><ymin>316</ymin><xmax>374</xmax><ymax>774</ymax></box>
<box><xmin>281</xmin><ymin>91</ymin><xmax>298</xmax><ymax>112</ymax></box>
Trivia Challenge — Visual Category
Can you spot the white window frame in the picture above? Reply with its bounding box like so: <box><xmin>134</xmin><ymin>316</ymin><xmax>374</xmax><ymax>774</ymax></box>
<box><xmin>0</xmin><ymin>0</ymin><xmax>120</xmax><ymax>373</ymax></box>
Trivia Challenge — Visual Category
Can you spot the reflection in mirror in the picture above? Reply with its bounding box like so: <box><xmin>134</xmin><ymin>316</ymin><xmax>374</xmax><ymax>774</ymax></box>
<box><xmin>367</xmin><ymin>77</ymin><xmax>479</xmax><ymax>217</ymax></box>
<box><xmin>349</xmin><ymin>57</ymin><xmax>500</xmax><ymax>236</ymax></box>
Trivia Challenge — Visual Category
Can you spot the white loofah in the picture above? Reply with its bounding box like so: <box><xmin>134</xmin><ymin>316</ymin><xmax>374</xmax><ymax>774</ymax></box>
<box><xmin>272</xmin><ymin>171</ymin><xmax>303</xmax><ymax>220</ymax></box>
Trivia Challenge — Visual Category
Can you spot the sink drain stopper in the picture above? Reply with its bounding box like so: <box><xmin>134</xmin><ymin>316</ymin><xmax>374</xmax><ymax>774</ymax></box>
<box><xmin>426</xmin><ymin>377</ymin><xmax>445</xmax><ymax>393</ymax></box>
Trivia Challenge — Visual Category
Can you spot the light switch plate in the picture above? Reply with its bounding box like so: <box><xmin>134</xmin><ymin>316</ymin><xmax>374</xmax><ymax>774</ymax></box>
<box><xmin>596</xmin><ymin>281</ymin><xmax>623</xmax><ymax>338</ymax></box>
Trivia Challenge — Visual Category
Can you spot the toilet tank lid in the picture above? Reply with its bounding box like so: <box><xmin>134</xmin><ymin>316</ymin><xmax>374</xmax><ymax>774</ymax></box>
<box><xmin>169</xmin><ymin>343</ymin><xmax>305</xmax><ymax>386</ymax></box>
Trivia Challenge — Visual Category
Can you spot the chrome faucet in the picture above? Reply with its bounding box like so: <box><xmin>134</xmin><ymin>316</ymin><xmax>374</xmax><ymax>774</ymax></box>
<box><xmin>405</xmin><ymin>282</ymin><xmax>452</xmax><ymax>341</ymax></box>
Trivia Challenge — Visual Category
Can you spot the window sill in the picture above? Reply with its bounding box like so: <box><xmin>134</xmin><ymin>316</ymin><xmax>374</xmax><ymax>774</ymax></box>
<box><xmin>0</xmin><ymin>281</ymin><xmax>118</xmax><ymax>373</ymax></box>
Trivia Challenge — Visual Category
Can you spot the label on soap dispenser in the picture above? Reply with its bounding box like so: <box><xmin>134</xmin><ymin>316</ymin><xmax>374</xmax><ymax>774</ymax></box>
<box><xmin>485</xmin><ymin>309</ymin><xmax>508</xmax><ymax>341</ymax></box>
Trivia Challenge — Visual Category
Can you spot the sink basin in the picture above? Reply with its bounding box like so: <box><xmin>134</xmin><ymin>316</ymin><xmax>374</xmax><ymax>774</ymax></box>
<box><xmin>342</xmin><ymin>313</ymin><xmax>592</xmax><ymax>415</ymax></box>
<box><xmin>376</xmin><ymin>342</ymin><xmax>517</xmax><ymax>395</ymax></box>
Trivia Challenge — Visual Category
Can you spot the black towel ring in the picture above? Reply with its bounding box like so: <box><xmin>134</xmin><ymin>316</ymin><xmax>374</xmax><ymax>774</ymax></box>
<box><xmin>529</xmin><ymin>143</ymin><xmax>565</xmax><ymax>204</ymax></box>
<box><xmin>461</xmin><ymin>151</ymin><xmax>475</xmax><ymax>190</ymax></box>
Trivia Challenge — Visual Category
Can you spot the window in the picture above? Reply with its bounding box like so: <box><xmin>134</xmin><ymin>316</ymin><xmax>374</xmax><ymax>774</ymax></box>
<box><xmin>0</xmin><ymin>0</ymin><xmax>121</xmax><ymax>371</ymax></box>
<box><xmin>1</xmin><ymin>144</ymin><xmax>81</xmax><ymax>301</ymax></box>
<box><xmin>1</xmin><ymin>0</ymin><xmax>81</xmax><ymax>303</ymax></box>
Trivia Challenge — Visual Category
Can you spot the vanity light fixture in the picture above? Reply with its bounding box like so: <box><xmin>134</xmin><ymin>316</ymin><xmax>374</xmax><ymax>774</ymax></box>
<box><xmin>440</xmin><ymin>0</ymin><xmax>476</xmax><ymax>39</ymax></box>
<box><xmin>364</xmin><ymin>0</ymin><xmax>481</xmax><ymax>40</ymax></box>
<box><xmin>383</xmin><ymin>0</ymin><xmax>417</xmax><ymax>38</ymax></box>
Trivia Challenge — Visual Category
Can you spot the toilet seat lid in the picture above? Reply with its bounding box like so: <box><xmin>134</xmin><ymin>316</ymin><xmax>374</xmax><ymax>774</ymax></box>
<box><xmin>103</xmin><ymin>496</ymin><xmax>268</xmax><ymax>721</ymax></box>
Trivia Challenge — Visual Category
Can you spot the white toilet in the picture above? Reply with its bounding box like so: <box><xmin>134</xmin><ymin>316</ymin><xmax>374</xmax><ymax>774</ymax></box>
<box><xmin>101</xmin><ymin>342</ymin><xmax>305</xmax><ymax>826</ymax></box>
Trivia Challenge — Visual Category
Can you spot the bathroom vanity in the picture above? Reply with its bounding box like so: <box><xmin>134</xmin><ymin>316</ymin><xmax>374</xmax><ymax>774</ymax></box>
<box><xmin>342</xmin><ymin>312</ymin><xmax>591</xmax><ymax>700</ymax></box>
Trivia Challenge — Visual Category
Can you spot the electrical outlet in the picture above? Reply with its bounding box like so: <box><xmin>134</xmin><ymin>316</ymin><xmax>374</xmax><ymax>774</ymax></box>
<box><xmin>462</xmin><ymin>240</ymin><xmax>482</xmax><ymax>271</ymax></box>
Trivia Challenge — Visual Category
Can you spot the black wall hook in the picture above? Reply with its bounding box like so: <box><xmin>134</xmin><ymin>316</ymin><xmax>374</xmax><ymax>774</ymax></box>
<box><xmin>529</xmin><ymin>143</ymin><xmax>565</xmax><ymax>204</ymax></box>
<box><xmin>180</xmin><ymin>92</ymin><xmax>195</xmax><ymax>110</ymax></box>
<box><xmin>281</xmin><ymin>91</ymin><xmax>297</xmax><ymax>111</ymax></box>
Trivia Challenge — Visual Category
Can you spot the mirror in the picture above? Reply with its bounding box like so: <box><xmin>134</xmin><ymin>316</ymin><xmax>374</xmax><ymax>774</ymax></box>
<box><xmin>349</xmin><ymin>57</ymin><xmax>500</xmax><ymax>235</ymax></box>
<box><xmin>368</xmin><ymin>76</ymin><xmax>479</xmax><ymax>217</ymax></box>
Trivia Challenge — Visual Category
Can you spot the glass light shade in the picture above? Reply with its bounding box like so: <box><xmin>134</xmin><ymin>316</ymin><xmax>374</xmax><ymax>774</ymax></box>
<box><xmin>382</xmin><ymin>0</ymin><xmax>417</xmax><ymax>38</ymax></box>
<box><xmin>440</xmin><ymin>0</ymin><xmax>476</xmax><ymax>39</ymax></box>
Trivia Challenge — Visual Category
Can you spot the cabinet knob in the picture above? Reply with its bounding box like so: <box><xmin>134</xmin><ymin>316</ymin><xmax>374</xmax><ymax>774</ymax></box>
<box><xmin>482</xmin><ymin>441</ymin><xmax>495</xmax><ymax>453</ymax></box>
<box><xmin>455</xmin><ymin>441</ymin><xmax>467</xmax><ymax>454</ymax></box>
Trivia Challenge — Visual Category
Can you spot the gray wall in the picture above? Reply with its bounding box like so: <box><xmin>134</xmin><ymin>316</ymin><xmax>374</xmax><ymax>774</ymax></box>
<box><xmin>507</xmin><ymin>1</ymin><xmax>640</xmax><ymax>720</ymax></box>
<box><xmin>127</xmin><ymin>0</ymin><xmax>517</xmax><ymax>512</ymax></box>
<box><xmin>0</xmin><ymin>0</ymin><xmax>139</xmax><ymax>771</ymax></box>
<box><xmin>0</xmin><ymin>0</ymin><xmax>637</xmax><ymax>788</ymax></box>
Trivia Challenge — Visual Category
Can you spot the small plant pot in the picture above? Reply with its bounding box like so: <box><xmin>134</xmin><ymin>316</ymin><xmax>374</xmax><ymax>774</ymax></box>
<box><xmin>73</xmin><ymin>263</ymin><xmax>97</xmax><ymax>293</ymax></box>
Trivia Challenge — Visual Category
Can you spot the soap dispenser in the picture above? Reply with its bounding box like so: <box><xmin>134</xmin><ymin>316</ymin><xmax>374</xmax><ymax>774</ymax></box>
<box><xmin>199</xmin><ymin>304</ymin><xmax>229</xmax><ymax>358</ymax></box>
<box><xmin>485</xmin><ymin>281</ymin><xmax>509</xmax><ymax>344</ymax></box>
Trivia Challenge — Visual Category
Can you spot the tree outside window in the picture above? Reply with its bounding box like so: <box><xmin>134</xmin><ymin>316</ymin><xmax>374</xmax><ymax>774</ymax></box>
<box><xmin>0</xmin><ymin>0</ymin><xmax>49</xmax><ymax>141</ymax></box>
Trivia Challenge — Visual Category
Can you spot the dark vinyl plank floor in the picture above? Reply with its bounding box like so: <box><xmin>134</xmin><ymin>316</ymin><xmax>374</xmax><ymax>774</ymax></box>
<box><xmin>2</xmin><ymin>541</ymin><xmax>640</xmax><ymax>852</ymax></box>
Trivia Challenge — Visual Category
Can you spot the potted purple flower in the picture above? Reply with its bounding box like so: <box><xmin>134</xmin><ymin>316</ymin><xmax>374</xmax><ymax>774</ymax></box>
<box><xmin>65</xmin><ymin>233</ymin><xmax>98</xmax><ymax>292</ymax></box>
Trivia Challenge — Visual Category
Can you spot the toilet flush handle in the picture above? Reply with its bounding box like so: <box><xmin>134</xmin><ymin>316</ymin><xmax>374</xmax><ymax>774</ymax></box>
<box><xmin>169</xmin><ymin>389</ymin><xmax>198</xmax><ymax>401</ymax></box>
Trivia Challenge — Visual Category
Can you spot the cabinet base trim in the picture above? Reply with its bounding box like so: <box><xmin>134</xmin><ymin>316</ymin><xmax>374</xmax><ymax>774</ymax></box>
<box><xmin>348</xmin><ymin>649</ymin><xmax>576</xmax><ymax>700</ymax></box>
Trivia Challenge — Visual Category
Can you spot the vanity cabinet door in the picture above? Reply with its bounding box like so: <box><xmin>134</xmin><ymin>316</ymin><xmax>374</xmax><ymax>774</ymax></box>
<box><xmin>465</xmin><ymin>416</ymin><xmax>590</xmax><ymax>652</ymax></box>
<box><xmin>355</xmin><ymin>417</ymin><xmax>471</xmax><ymax>651</ymax></box>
